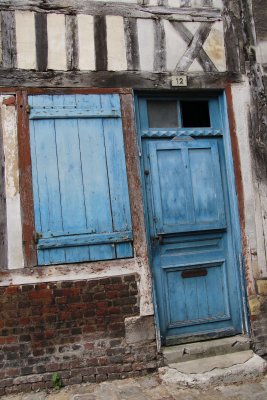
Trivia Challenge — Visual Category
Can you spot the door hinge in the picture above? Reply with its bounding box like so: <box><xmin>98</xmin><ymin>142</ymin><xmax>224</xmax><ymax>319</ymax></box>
<box><xmin>26</xmin><ymin>105</ymin><xmax>32</xmax><ymax>114</ymax></box>
<box><xmin>151</xmin><ymin>234</ymin><xmax>163</xmax><ymax>246</ymax></box>
<box><xmin>33</xmin><ymin>231</ymin><xmax>42</xmax><ymax>243</ymax></box>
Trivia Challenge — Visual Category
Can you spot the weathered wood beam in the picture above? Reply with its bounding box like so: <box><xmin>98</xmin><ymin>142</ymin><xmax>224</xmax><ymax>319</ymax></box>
<box><xmin>124</xmin><ymin>17</ymin><xmax>140</xmax><ymax>71</ymax></box>
<box><xmin>65</xmin><ymin>15</ymin><xmax>79</xmax><ymax>71</ymax></box>
<box><xmin>35</xmin><ymin>12</ymin><xmax>48</xmax><ymax>71</ymax></box>
<box><xmin>153</xmin><ymin>19</ymin><xmax>166</xmax><ymax>72</ymax></box>
<box><xmin>0</xmin><ymin>1</ymin><xmax>222</xmax><ymax>21</ymax></box>
<box><xmin>0</xmin><ymin>70</ymin><xmax>243</xmax><ymax>89</ymax></box>
<box><xmin>1</xmin><ymin>11</ymin><xmax>17</xmax><ymax>68</ymax></box>
<box><xmin>0</xmin><ymin>103</ymin><xmax>7</xmax><ymax>269</ymax></box>
<box><xmin>171</xmin><ymin>21</ymin><xmax>218</xmax><ymax>72</ymax></box>
<box><xmin>175</xmin><ymin>22</ymin><xmax>212</xmax><ymax>72</ymax></box>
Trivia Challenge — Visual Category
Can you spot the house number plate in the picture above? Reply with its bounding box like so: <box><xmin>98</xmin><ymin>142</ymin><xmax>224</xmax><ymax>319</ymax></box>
<box><xmin>171</xmin><ymin>75</ymin><xmax>188</xmax><ymax>87</ymax></box>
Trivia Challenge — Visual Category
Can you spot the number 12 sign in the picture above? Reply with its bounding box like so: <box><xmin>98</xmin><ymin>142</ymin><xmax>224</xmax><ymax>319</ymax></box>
<box><xmin>171</xmin><ymin>75</ymin><xmax>188</xmax><ymax>87</ymax></box>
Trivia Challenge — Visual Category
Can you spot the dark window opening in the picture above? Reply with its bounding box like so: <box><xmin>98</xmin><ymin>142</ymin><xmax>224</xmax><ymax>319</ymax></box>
<box><xmin>147</xmin><ymin>100</ymin><xmax>179</xmax><ymax>128</ymax></box>
<box><xmin>181</xmin><ymin>101</ymin><xmax>210</xmax><ymax>128</ymax></box>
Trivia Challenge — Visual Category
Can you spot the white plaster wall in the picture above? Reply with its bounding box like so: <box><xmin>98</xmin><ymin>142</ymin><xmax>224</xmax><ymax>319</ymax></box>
<box><xmin>256</xmin><ymin>40</ymin><xmax>267</xmax><ymax>64</ymax></box>
<box><xmin>203</xmin><ymin>21</ymin><xmax>226</xmax><ymax>72</ymax></box>
<box><xmin>47</xmin><ymin>13</ymin><xmax>67</xmax><ymax>70</ymax></box>
<box><xmin>15</xmin><ymin>11</ymin><xmax>36</xmax><ymax>70</ymax></box>
<box><xmin>106</xmin><ymin>16</ymin><xmax>127</xmax><ymax>71</ymax></box>
<box><xmin>164</xmin><ymin>19</ymin><xmax>188</xmax><ymax>71</ymax></box>
<box><xmin>137</xmin><ymin>19</ymin><xmax>155</xmax><ymax>71</ymax></box>
<box><xmin>212</xmin><ymin>0</ymin><xmax>223</xmax><ymax>9</ymax></box>
<box><xmin>77</xmin><ymin>14</ymin><xmax>95</xmax><ymax>71</ymax></box>
<box><xmin>167</xmin><ymin>0</ymin><xmax>181</xmax><ymax>7</ymax></box>
<box><xmin>1</xmin><ymin>96</ymin><xmax>24</xmax><ymax>269</ymax></box>
<box><xmin>231</xmin><ymin>81</ymin><xmax>260</xmax><ymax>283</ymax></box>
<box><xmin>191</xmin><ymin>0</ymin><xmax>204</xmax><ymax>7</ymax></box>
<box><xmin>12</xmin><ymin>12</ymin><xmax>227</xmax><ymax>74</ymax></box>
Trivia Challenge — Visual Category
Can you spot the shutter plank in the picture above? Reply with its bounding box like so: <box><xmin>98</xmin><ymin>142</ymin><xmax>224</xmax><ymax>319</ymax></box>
<box><xmin>53</xmin><ymin>94</ymin><xmax>90</xmax><ymax>263</ymax></box>
<box><xmin>77</xmin><ymin>94</ymin><xmax>115</xmax><ymax>261</ymax></box>
<box><xmin>56</xmin><ymin>94</ymin><xmax>90</xmax><ymax>263</ymax></box>
<box><xmin>101</xmin><ymin>94</ymin><xmax>133</xmax><ymax>258</ymax></box>
<box><xmin>29</xmin><ymin>95</ymin><xmax>66</xmax><ymax>265</ymax></box>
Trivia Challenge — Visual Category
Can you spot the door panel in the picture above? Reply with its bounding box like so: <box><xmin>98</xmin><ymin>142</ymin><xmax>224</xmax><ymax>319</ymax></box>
<box><xmin>149</xmin><ymin>140</ymin><xmax>226</xmax><ymax>235</ymax></box>
<box><xmin>165</xmin><ymin>261</ymin><xmax>230</xmax><ymax>327</ymax></box>
<box><xmin>144</xmin><ymin>136</ymin><xmax>242</xmax><ymax>344</ymax></box>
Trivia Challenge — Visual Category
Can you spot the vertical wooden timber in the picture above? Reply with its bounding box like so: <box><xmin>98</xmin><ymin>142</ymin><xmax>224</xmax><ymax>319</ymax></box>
<box><xmin>94</xmin><ymin>15</ymin><xmax>107</xmax><ymax>71</ymax></box>
<box><xmin>124</xmin><ymin>17</ymin><xmax>140</xmax><ymax>71</ymax></box>
<box><xmin>225</xmin><ymin>85</ymin><xmax>249</xmax><ymax>283</ymax></box>
<box><xmin>65</xmin><ymin>14</ymin><xmax>79</xmax><ymax>71</ymax></box>
<box><xmin>225</xmin><ymin>86</ymin><xmax>245</xmax><ymax>232</ymax></box>
<box><xmin>1</xmin><ymin>11</ymin><xmax>17</xmax><ymax>68</ymax></box>
<box><xmin>153</xmin><ymin>19</ymin><xmax>166</xmax><ymax>72</ymax></box>
<box><xmin>0</xmin><ymin>102</ymin><xmax>7</xmax><ymax>268</ymax></box>
<box><xmin>223</xmin><ymin>0</ymin><xmax>242</xmax><ymax>73</ymax></box>
<box><xmin>17</xmin><ymin>90</ymin><xmax>37</xmax><ymax>267</ymax></box>
<box><xmin>120</xmin><ymin>92</ymin><xmax>148</xmax><ymax>259</ymax></box>
<box><xmin>35</xmin><ymin>13</ymin><xmax>48</xmax><ymax>72</ymax></box>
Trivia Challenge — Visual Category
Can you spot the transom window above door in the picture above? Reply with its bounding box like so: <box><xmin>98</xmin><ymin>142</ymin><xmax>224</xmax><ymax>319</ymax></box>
<box><xmin>138</xmin><ymin>95</ymin><xmax>223</xmax><ymax>137</ymax></box>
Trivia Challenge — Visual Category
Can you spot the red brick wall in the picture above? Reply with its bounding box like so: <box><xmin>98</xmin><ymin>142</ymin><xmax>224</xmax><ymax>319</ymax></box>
<box><xmin>0</xmin><ymin>274</ymin><xmax>159</xmax><ymax>395</ymax></box>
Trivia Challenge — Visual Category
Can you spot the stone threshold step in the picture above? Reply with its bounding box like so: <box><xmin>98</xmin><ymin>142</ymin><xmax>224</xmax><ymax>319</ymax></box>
<box><xmin>163</xmin><ymin>335</ymin><xmax>250</xmax><ymax>364</ymax></box>
<box><xmin>159</xmin><ymin>350</ymin><xmax>267</xmax><ymax>387</ymax></box>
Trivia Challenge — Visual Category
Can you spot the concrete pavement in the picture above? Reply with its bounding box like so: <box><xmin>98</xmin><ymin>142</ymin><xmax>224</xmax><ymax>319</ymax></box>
<box><xmin>2</xmin><ymin>372</ymin><xmax>267</xmax><ymax>400</ymax></box>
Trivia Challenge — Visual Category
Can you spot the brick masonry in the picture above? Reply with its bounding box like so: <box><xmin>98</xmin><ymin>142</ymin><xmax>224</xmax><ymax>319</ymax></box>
<box><xmin>0</xmin><ymin>274</ymin><xmax>160</xmax><ymax>395</ymax></box>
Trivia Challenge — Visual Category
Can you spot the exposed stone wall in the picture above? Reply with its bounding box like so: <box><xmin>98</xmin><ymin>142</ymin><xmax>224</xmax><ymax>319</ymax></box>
<box><xmin>0</xmin><ymin>274</ymin><xmax>159</xmax><ymax>395</ymax></box>
<box><xmin>250</xmin><ymin>280</ymin><xmax>267</xmax><ymax>358</ymax></box>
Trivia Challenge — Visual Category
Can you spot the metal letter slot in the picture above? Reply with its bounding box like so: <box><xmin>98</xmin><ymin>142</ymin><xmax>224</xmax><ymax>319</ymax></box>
<box><xmin>181</xmin><ymin>268</ymin><xmax>207</xmax><ymax>278</ymax></box>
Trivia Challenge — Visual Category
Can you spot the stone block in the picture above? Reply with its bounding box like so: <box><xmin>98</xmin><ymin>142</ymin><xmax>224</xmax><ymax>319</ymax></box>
<box><xmin>249</xmin><ymin>296</ymin><xmax>261</xmax><ymax>316</ymax></box>
<box><xmin>125</xmin><ymin>315</ymin><xmax>156</xmax><ymax>344</ymax></box>
<box><xmin>257</xmin><ymin>280</ymin><xmax>267</xmax><ymax>295</ymax></box>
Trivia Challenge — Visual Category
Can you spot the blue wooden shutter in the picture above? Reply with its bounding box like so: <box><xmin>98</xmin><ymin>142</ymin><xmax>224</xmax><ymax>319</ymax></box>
<box><xmin>28</xmin><ymin>94</ymin><xmax>133</xmax><ymax>265</ymax></box>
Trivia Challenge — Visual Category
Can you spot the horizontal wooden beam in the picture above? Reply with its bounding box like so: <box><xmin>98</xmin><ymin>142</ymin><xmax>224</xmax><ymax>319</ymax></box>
<box><xmin>0</xmin><ymin>1</ymin><xmax>222</xmax><ymax>21</ymax></box>
<box><xmin>0</xmin><ymin>71</ymin><xmax>243</xmax><ymax>90</ymax></box>
<box><xmin>37</xmin><ymin>230</ymin><xmax>133</xmax><ymax>249</ymax></box>
<box><xmin>29</xmin><ymin>107</ymin><xmax>121</xmax><ymax>119</ymax></box>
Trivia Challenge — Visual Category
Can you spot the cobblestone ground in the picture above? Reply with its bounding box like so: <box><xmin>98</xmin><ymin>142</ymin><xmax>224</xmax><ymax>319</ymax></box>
<box><xmin>2</xmin><ymin>373</ymin><xmax>267</xmax><ymax>400</ymax></box>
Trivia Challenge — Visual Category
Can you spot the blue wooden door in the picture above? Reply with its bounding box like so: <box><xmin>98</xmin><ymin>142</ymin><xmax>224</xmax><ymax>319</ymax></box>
<box><xmin>138</xmin><ymin>97</ymin><xmax>243</xmax><ymax>345</ymax></box>
<box><xmin>28</xmin><ymin>94</ymin><xmax>133</xmax><ymax>265</ymax></box>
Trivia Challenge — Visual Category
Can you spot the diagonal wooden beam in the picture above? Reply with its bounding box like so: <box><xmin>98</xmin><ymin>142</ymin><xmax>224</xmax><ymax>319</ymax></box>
<box><xmin>174</xmin><ymin>22</ymin><xmax>213</xmax><ymax>72</ymax></box>
<box><xmin>171</xmin><ymin>21</ymin><xmax>218</xmax><ymax>72</ymax></box>
<box><xmin>172</xmin><ymin>22</ymin><xmax>217</xmax><ymax>72</ymax></box>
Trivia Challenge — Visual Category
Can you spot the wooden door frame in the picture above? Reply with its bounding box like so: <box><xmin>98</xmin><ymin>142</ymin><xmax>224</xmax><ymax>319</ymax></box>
<box><xmin>134</xmin><ymin>89</ymin><xmax>249</xmax><ymax>342</ymax></box>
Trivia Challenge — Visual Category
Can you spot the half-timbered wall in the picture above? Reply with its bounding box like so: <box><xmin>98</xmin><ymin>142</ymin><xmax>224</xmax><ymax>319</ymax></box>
<box><xmin>0</xmin><ymin>0</ymin><xmax>266</xmax><ymax>392</ymax></box>
<box><xmin>0</xmin><ymin>0</ymin><xmax>264</xmax><ymax>317</ymax></box>
<box><xmin>0</xmin><ymin>11</ymin><xmax>226</xmax><ymax>74</ymax></box>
